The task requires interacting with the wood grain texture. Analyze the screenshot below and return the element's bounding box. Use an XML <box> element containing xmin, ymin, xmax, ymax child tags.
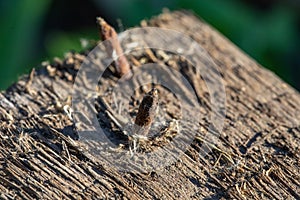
<box><xmin>0</xmin><ymin>11</ymin><xmax>299</xmax><ymax>199</ymax></box>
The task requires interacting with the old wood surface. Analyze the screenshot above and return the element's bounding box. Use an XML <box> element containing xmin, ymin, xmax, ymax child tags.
<box><xmin>0</xmin><ymin>11</ymin><xmax>299</xmax><ymax>199</ymax></box>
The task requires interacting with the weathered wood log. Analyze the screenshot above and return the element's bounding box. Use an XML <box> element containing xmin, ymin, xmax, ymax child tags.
<box><xmin>0</xmin><ymin>11</ymin><xmax>299</xmax><ymax>199</ymax></box>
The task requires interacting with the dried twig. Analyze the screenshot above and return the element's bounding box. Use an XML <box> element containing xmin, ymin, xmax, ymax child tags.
<box><xmin>134</xmin><ymin>88</ymin><xmax>159</xmax><ymax>137</ymax></box>
<box><xmin>96</xmin><ymin>17</ymin><xmax>131</xmax><ymax>79</ymax></box>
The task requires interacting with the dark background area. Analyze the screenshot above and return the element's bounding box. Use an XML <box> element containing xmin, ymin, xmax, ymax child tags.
<box><xmin>0</xmin><ymin>0</ymin><xmax>299</xmax><ymax>91</ymax></box>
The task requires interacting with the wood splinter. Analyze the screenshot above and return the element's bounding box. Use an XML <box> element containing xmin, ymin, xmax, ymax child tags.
<box><xmin>96</xmin><ymin>17</ymin><xmax>132</xmax><ymax>79</ymax></box>
<box><xmin>134</xmin><ymin>88</ymin><xmax>159</xmax><ymax>137</ymax></box>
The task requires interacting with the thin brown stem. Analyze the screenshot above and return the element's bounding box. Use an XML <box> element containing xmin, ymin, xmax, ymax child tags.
<box><xmin>96</xmin><ymin>17</ymin><xmax>131</xmax><ymax>78</ymax></box>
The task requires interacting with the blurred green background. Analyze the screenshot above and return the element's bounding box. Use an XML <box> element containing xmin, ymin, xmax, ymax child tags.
<box><xmin>0</xmin><ymin>0</ymin><xmax>299</xmax><ymax>90</ymax></box>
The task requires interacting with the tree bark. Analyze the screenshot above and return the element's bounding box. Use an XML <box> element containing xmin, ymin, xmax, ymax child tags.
<box><xmin>0</xmin><ymin>11</ymin><xmax>299</xmax><ymax>199</ymax></box>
